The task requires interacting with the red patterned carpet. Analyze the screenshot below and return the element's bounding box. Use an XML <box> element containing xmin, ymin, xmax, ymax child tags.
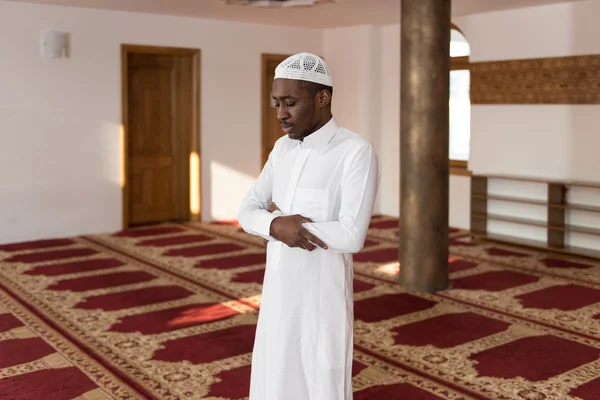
<box><xmin>1</xmin><ymin>215</ymin><xmax>600</xmax><ymax>399</ymax></box>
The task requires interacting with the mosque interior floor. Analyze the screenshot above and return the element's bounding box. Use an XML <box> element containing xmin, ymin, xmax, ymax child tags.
<box><xmin>1</xmin><ymin>215</ymin><xmax>600</xmax><ymax>399</ymax></box>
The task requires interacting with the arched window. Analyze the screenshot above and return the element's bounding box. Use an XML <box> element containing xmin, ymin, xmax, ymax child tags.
<box><xmin>449</xmin><ymin>24</ymin><xmax>470</xmax><ymax>172</ymax></box>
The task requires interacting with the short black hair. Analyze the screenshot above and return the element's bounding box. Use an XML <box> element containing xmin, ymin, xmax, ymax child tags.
<box><xmin>299</xmin><ymin>81</ymin><xmax>333</xmax><ymax>97</ymax></box>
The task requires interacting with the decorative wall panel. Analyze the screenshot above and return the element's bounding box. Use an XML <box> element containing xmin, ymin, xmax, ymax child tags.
<box><xmin>471</xmin><ymin>55</ymin><xmax>600</xmax><ymax>104</ymax></box>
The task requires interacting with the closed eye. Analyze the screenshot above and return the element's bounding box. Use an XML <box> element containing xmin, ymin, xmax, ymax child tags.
<box><xmin>272</xmin><ymin>102</ymin><xmax>296</xmax><ymax>108</ymax></box>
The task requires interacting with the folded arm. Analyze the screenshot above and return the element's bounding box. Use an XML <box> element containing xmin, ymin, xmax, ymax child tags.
<box><xmin>302</xmin><ymin>144</ymin><xmax>380</xmax><ymax>253</ymax></box>
<box><xmin>237</xmin><ymin>149</ymin><xmax>279</xmax><ymax>242</ymax></box>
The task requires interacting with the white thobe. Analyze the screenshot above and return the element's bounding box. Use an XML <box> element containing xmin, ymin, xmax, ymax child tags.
<box><xmin>237</xmin><ymin>117</ymin><xmax>380</xmax><ymax>400</ymax></box>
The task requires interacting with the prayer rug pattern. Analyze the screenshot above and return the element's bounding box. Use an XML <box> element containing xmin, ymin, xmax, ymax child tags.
<box><xmin>1</xmin><ymin>215</ymin><xmax>599</xmax><ymax>399</ymax></box>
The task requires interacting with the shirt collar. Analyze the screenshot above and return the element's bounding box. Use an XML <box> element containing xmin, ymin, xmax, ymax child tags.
<box><xmin>297</xmin><ymin>117</ymin><xmax>339</xmax><ymax>152</ymax></box>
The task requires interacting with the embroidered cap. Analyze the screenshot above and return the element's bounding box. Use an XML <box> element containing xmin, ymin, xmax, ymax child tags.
<box><xmin>274</xmin><ymin>53</ymin><xmax>333</xmax><ymax>87</ymax></box>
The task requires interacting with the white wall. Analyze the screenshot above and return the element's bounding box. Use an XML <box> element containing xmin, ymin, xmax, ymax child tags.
<box><xmin>0</xmin><ymin>1</ymin><xmax>322</xmax><ymax>244</ymax></box>
<box><xmin>378</xmin><ymin>25</ymin><xmax>401</xmax><ymax>217</ymax></box>
<box><xmin>449</xmin><ymin>175</ymin><xmax>471</xmax><ymax>230</ymax></box>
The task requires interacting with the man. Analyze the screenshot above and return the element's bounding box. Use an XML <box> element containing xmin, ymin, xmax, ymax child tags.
<box><xmin>237</xmin><ymin>52</ymin><xmax>380</xmax><ymax>400</ymax></box>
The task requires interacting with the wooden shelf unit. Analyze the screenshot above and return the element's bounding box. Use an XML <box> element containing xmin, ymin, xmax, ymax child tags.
<box><xmin>470</xmin><ymin>174</ymin><xmax>600</xmax><ymax>260</ymax></box>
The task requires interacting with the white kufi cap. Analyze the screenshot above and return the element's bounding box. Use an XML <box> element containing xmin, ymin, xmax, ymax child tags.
<box><xmin>274</xmin><ymin>53</ymin><xmax>333</xmax><ymax>87</ymax></box>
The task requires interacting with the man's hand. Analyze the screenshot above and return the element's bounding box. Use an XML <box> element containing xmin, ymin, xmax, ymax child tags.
<box><xmin>268</xmin><ymin>202</ymin><xmax>280</xmax><ymax>213</ymax></box>
<box><xmin>270</xmin><ymin>214</ymin><xmax>328</xmax><ymax>251</ymax></box>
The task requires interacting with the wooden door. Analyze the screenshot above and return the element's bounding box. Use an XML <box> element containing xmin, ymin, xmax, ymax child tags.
<box><xmin>122</xmin><ymin>46</ymin><xmax>200</xmax><ymax>227</ymax></box>
<box><xmin>261</xmin><ymin>54</ymin><xmax>290</xmax><ymax>167</ymax></box>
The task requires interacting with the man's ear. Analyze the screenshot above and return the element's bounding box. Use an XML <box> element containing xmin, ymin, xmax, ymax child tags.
<box><xmin>318</xmin><ymin>90</ymin><xmax>331</xmax><ymax>108</ymax></box>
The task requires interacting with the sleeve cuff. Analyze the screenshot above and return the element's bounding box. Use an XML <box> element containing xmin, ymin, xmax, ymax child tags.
<box><xmin>254</xmin><ymin>210</ymin><xmax>279</xmax><ymax>239</ymax></box>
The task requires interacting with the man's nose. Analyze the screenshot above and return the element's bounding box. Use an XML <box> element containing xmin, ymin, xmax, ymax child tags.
<box><xmin>276</xmin><ymin>106</ymin><xmax>290</xmax><ymax>121</ymax></box>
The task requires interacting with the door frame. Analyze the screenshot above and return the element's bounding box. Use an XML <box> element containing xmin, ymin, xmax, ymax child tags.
<box><xmin>261</xmin><ymin>53</ymin><xmax>290</xmax><ymax>168</ymax></box>
<box><xmin>121</xmin><ymin>44</ymin><xmax>201</xmax><ymax>229</ymax></box>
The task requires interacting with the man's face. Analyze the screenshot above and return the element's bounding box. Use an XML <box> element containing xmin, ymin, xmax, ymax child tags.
<box><xmin>271</xmin><ymin>78</ymin><xmax>318</xmax><ymax>141</ymax></box>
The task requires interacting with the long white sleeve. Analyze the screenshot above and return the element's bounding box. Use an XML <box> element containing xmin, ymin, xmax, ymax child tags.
<box><xmin>237</xmin><ymin>148</ymin><xmax>279</xmax><ymax>241</ymax></box>
<box><xmin>302</xmin><ymin>144</ymin><xmax>380</xmax><ymax>253</ymax></box>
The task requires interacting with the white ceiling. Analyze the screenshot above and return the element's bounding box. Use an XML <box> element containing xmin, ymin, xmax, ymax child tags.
<box><xmin>7</xmin><ymin>0</ymin><xmax>587</xmax><ymax>28</ymax></box>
